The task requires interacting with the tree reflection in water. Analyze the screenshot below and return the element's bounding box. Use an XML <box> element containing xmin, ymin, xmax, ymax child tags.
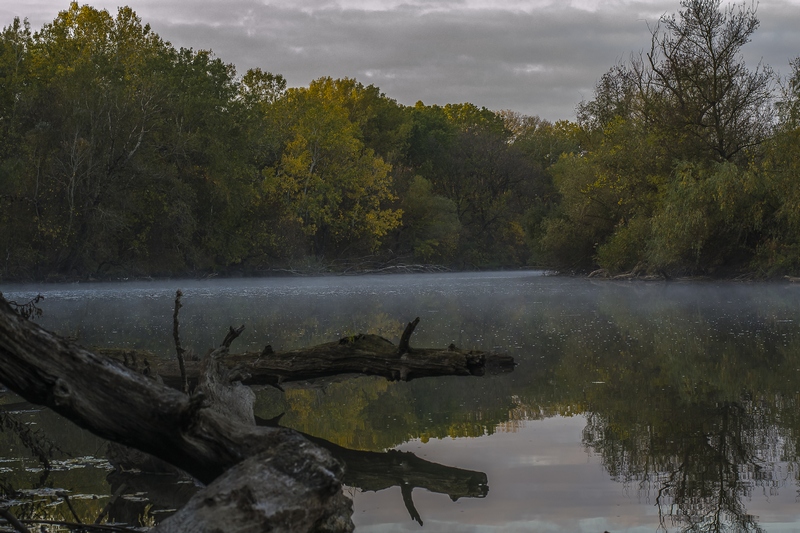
<box><xmin>6</xmin><ymin>276</ymin><xmax>800</xmax><ymax>530</ymax></box>
<box><xmin>584</xmin><ymin>399</ymin><xmax>792</xmax><ymax>532</ymax></box>
<box><xmin>572</xmin><ymin>314</ymin><xmax>800</xmax><ymax>532</ymax></box>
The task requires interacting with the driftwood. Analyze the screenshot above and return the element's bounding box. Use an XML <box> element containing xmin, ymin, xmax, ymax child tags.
<box><xmin>0</xmin><ymin>293</ymin><xmax>512</xmax><ymax>531</ymax></box>
<box><xmin>0</xmin><ymin>296</ymin><xmax>353</xmax><ymax>531</ymax></box>
<box><xmin>103</xmin><ymin>330</ymin><xmax>515</xmax><ymax>391</ymax></box>
<box><xmin>151</xmin><ymin>449</ymin><xmax>352</xmax><ymax>533</ymax></box>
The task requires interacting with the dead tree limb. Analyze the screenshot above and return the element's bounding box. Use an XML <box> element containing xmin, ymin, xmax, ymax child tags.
<box><xmin>221</xmin><ymin>325</ymin><xmax>246</xmax><ymax>348</ymax></box>
<box><xmin>102</xmin><ymin>333</ymin><xmax>515</xmax><ymax>389</ymax></box>
<box><xmin>398</xmin><ymin>316</ymin><xmax>420</xmax><ymax>355</ymax></box>
<box><xmin>172</xmin><ymin>290</ymin><xmax>188</xmax><ymax>394</ymax></box>
<box><xmin>0</xmin><ymin>508</ymin><xmax>30</xmax><ymax>533</ymax></box>
<box><xmin>198</xmin><ymin>341</ymin><xmax>255</xmax><ymax>426</ymax></box>
<box><xmin>0</xmin><ymin>296</ymin><xmax>353</xmax><ymax>531</ymax></box>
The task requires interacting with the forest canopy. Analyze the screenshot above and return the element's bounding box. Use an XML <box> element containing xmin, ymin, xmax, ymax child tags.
<box><xmin>1</xmin><ymin>0</ymin><xmax>799</xmax><ymax>280</ymax></box>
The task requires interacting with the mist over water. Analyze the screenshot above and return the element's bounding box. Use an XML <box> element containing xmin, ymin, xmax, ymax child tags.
<box><xmin>3</xmin><ymin>272</ymin><xmax>800</xmax><ymax>531</ymax></box>
<box><xmin>2</xmin><ymin>271</ymin><xmax>555</xmax><ymax>354</ymax></box>
<box><xmin>5</xmin><ymin>271</ymin><xmax>793</xmax><ymax>355</ymax></box>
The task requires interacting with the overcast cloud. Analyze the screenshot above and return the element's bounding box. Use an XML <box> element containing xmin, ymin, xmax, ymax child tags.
<box><xmin>3</xmin><ymin>0</ymin><xmax>800</xmax><ymax>120</ymax></box>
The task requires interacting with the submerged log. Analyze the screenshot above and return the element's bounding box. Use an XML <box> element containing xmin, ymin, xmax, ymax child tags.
<box><xmin>102</xmin><ymin>331</ymin><xmax>515</xmax><ymax>390</ymax></box>
<box><xmin>226</xmin><ymin>333</ymin><xmax>514</xmax><ymax>385</ymax></box>
<box><xmin>0</xmin><ymin>296</ymin><xmax>353</xmax><ymax>531</ymax></box>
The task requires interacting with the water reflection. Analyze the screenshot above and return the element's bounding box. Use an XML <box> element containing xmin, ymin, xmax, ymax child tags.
<box><xmin>268</xmin><ymin>423</ymin><xmax>489</xmax><ymax>526</ymax></box>
<box><xmin>3</xmin><ymin>274</ymin><xmax>800</xmax><ymax>531</ymax></box>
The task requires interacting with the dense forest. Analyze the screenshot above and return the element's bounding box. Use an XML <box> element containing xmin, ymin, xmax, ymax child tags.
<box><xmin>0</xmin><ymin>0</ymin><xmax>799</xmax><ymax>281</ymax></box>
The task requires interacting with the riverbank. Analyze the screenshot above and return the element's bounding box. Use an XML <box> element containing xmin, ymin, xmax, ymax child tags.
<box><xmin>0</xmin><ymin>260</ymin><xmax>551</xmax><ymax>285</ymax></box>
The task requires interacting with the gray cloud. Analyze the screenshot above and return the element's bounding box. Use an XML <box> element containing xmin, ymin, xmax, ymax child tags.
<box><xmin>2</xmin><ymin>0</ymin><xmax>799</xmax><ymax>120</ymax></box>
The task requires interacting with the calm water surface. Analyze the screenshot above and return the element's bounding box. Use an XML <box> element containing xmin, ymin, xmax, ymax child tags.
<box><xmin>3</xmin><ymin>272</ymin><xmax>800</xmax><ymax>532</ymax></box>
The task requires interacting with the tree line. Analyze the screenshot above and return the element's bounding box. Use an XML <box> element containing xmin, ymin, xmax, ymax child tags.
<box><xmin>537</xmin><ymin>0</ymin><xmax>800</xmax><ymax>277</ymax></box>
<box><xmin>1</xmin><ymin>0</ymin><xmax>798</xmax><ymax>281</ymax></box>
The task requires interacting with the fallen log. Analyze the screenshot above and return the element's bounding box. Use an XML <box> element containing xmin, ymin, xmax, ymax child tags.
<box><xmin>0</xmin><ymin>294</ymin><xmax>508</xmax><ymax>532</ymax></box>
<box><xmin>206</xmin><ymin>333</ymin><xmax>514</xmax><ymax>386</ymax></box>
<box><xmin>101</xmin><ymin>330</ymin><xmax>516</xmax><ymax>390</ymax></box>
<box><xmin>0</xmin><ymin>296</ymin><xmax>353</xmax><ymax>531</ymax></box>
<box><xmin>152</xmin><ymin>449</ymin><xmax>353</xmax><ymax>533</ymax></box>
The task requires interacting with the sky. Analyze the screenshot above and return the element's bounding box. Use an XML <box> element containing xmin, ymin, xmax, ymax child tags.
<box><xmin>3</xmin><ymin>0</ymin><xmax>800</xmax><ymax>121</ymax></box>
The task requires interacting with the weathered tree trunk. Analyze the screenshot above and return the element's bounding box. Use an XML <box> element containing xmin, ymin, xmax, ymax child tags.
<box><xmin>151</xmin><ymin>449</ymin><xmax>352</xmax><ymax>533</ymax></box>
<box><xmin>0</xmin><ymin>297</ymin><xmax>353</xmax><ymax>531</ymax></box>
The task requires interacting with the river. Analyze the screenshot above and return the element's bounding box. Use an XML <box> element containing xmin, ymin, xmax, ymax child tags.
<box><xmin>2</xmin><ymin>271</ymin><xmax>800</xmax><ymax>532</ymax></box>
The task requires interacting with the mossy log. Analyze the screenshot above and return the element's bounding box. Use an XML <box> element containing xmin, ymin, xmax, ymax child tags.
<box><xmin>103</xmin><ymin>330</ymin><xmax>516</xmax><ymax>390</ymax></box>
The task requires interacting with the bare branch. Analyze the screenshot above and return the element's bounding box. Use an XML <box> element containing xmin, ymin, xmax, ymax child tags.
<box><xmin>398</xmin><ymin>317</ymin><xmax>420</xmax><ymax>355</ymax></box>
<box><xmin>172</xmin><ymin>290</ymin><xmax>188</xmax><ymax>394</ymax></box>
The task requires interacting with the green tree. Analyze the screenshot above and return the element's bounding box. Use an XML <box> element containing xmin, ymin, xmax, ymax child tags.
<box><xmin>639</xmin><ymin>0</ymin><xmax>774</xmax><ymax>164</ymax></box>
<box><xmin>777</xmin><ymin>57</ymin><xmax>800</xmax><ymax>128</ymax></box>
<box><xmin>402</xmin><ymin>102</ymin><xmax>546</xmax><ymax>266</ymax></box>
<box><xmin>6</xmin><ymin>3</ymin><xmax>173</xmax><ymax>276</ymax></box>
<box><xmin>303</xmin><ymin>77</ymin><xmax>411</xmax><ymax>165</ymax></box>
<box><xmin>0</xmin><ymin>17</ymin><xmax>33</xmax><ymax>276</ymax></box>
<box><xmin>534</xmin><ymin>0</ymin><xmax>781</xmax><ymax>275</ymax></box>
<box><xmin>397</xmin><ymin>176</ymin><xmax>460</xmax><ymax>263</ymax></box>
<box><xmin>0</xmin><ymin>3</ymin><xmax>272</xmax><ymax>278</ymax></box>
<box><xmin>749</xmin><ymin>59</ymin><xmax>800</xmax><ymax>275</ymax></box>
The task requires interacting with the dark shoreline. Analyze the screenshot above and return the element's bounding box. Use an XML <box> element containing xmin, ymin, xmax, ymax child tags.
<box><xmin>0</xmin><ymin>264</ymin><xmax>556</xmax><ymax>287</ymax></box>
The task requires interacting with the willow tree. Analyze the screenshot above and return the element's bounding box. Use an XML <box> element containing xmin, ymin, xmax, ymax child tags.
<box><xmin>538</xmin><ymin>0</ymin><xmax>779</xmax><ymax>274</ymax></box>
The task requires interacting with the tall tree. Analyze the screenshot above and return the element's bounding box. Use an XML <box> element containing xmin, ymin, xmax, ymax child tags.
<box><xmin>264</xmin><ymin>82</ymin><xmax>401</xmax><ymax>258</ymax></box>
<box><xmin>403</xmin><ymin>103</ymin><xmax>546</xmax><ymax>266</ymax></box>
<box><xmin>638</xmin><ymin>0</ymin><xmax>774</xmax><ymax>163</ymax></box>
<box><xmin>535</xmin><ymin>0</ymin><xmax>781</xmax><ymax>274</ymax></box>
<box><xmin>6</xmin><ymin>3</ymin><xmax>172</xmax><ymax>276</ymax></box>
<box><xmin>0</xmin><ymin>18</ymin><xmax>33</xmax><ymax>277</ymax></box>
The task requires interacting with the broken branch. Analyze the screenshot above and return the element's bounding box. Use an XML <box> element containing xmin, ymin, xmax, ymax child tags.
<box><xmin>398</xmin><ymin>317</ymin><xmax>420</xmax><ymax>355</ymax></box>
<box><xmin>221</xmin><ymin>325</ymin><xmax>245</xmax><ymax>348</ymax></box>
<box><xmin>172</xmin><ymin>290</ymin><xmax>188</xmax><ymax>394</ymax></box>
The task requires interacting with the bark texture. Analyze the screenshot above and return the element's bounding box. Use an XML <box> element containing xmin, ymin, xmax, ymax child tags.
<box><xmin>153</xmin><ymin>449</ymin><xmax>353</xmax><ymax>533</ymax></box>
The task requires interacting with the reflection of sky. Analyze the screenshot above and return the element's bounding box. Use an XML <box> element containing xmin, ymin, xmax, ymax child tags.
<box><xmin>353</xmin><ymin>416</ymin><xmax>800</xmax><ymax>532</ymax></box>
